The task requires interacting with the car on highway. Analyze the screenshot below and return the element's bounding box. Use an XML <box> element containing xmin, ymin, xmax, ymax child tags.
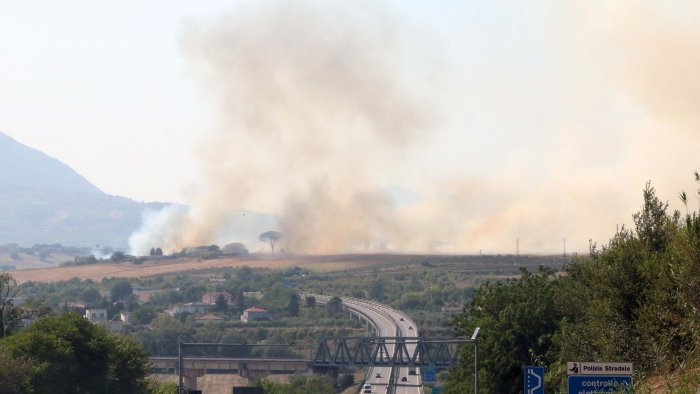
<box><xmin>408</xmin><ymin>325</ymin><xmax>413</xmax><ymax>330</ymax></box>
<box><xmin>375</xmin><ymin>372</ymin><xmax>382</xmax><ymax>378</ymax></box>
<box><xmin>363</xmin><ymin>383</ymin><xmax>372</xmax><ymax>389</ymax></box>
<box><xmin>400</xmin><ymin>317</ymin><xmax>404</xmax><ymax>321</ymax></box>
<box><xmin>401</xmin><ymin>376</ymin><xmax>408</xmax><ymax>382</ymax></box>
<box><xmin>363</xmin><ymin>389</ymin><xmax>372</xmax><ymax>394</ymax></box>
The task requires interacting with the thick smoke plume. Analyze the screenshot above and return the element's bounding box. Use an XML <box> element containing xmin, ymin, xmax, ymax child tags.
<box><xmin>130</xmin><ymin>1</ymin><xmax>700</xmax><ymax>255</ymax></box>
<box><xmin>131</xmin><ymin>1</ymin><xmax>434</xmax><ymax>254</ymax></box>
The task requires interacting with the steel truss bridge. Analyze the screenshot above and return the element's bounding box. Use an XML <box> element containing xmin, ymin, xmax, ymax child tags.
<box><xmin>312</xmin><ymin>336</ymin><xmax>471</xmax><ymax>368</ymax></box>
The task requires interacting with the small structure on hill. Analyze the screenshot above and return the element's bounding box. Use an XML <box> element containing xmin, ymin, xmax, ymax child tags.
<box><xmin>202</xmin><ymin>291</ymin><xmax>233</xmax><ymax>305</ymax></box>
<box><xmin>240</xmin><ymin>306</ymin><xmax>270</xmax><ymax>322</ymax></box>
<box><xmin>84</xmin><ymin>308</ymin><xmax>107</xmax><ymax>324</ymax></box>
<box><xmin>242</xmin><ymin>291</ymin><xmax>264</xmax><ymax>300</ymax></box>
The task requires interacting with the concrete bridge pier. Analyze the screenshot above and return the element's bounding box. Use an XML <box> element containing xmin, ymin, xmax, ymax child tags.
<box><xmin>183</xmin><ymin>369</ymin><xmax>203</xmax><ymax>391</ymax></box>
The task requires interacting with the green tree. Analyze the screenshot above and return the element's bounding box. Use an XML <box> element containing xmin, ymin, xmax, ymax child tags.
<box><xmin>0</xmin><ymin>351</ymin><xmax>32</xmax><ymax>393</ymax></box>
<box><xmin>368</xmin><ymin>280</ymin><xmax>386</xmax><ymax>301</ymax></box>
<box><xmin>287</xmin><ymin>293</ymin><xmax>300</xmax><ymax>317</ymax></box>
<box><xmin>0</xmin><ymin>313</ymin><xmax>150</xmax><ymax>393</ymax></box>
<box><xmin>213</xmin><ymin>294</ymin><xmax>228</xmax><ymax>312</ymax></box>
<box><xmin>0</xmin><ymin>273</ymin><xmax>21</xmax><ymax>338</ymax></box>
<box><xmin>259</xmin><ymin>231</ymin><xmax>283</xmax><ymax>254</ymax></box>
<box><xmin>129</xmin><ymin>304</ymin><xmax>157</xmax><ymax>325</ymax></box>
<box><xmin>81</xmin><ymin>287</ymin><xmax>102</xmax><ymax>306</ymax></box>
<box><xmin>235</xmin><ymin>291</ymin><xmax>247</xmax><ymax>313</ymax></box>
<box><xmin>550</xmin><ymin>183</ymin><xmax>700</xmax><ymax>389</ymax></box>
<box><xmin>135</xmin><ymin>315</ymin><xmax>194</xmax><ymax>356</ymax></box>
<box><xmin>305</xmin><ymin>295</ymin><xmax>316</xmax><ymax>309</ymax></box>
<box><xmin>0</xmin><ymin>273</ymin><xmax>48</xmax><ymax>338</ymax></box>
<box><xmin>326</xmin><ymin>296</ymin><xmax>342</xmax><ymax>316</ymax></box>
<box><xmin>110</xmin><ymin>280</ymin><xmax>133</xmax><ymax>301</ymax></box>
<box><xmin>448</xmin><ymin>267</ymin><xmax>563</xmax><ymax>393</ymax></box>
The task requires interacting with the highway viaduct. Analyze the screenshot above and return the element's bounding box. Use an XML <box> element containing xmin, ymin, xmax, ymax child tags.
<box><xmin>151</xmin><ymin>295</ymin><xmax>470</xmax><ymax>392</ymax></box>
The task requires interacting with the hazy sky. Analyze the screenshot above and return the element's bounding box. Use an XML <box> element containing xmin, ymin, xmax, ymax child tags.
<box><xmin>2</xmin><ymin>1</ymin><xmax>700</xmax><ymax>254</ymax></box>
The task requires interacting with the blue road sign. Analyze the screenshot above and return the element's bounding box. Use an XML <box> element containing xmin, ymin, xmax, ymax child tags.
<box><xmin>524</xmin><ymin>366</ymin><xmax>545</xmax><ymax>394</ymax></box>
<box><xmin>567</xmin><ymin>375</ymin><xmax>633</xmax><ymax>393</ymax></box>
<box><xmin>423</xmin><ymin>367</ymin><xmax>436</xmax><ymax>383</ymax></box>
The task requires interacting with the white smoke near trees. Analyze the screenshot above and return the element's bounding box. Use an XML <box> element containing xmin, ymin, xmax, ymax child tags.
<box><xmin>130</xmin><ymin>1</ymin><xmax>436</xmax><ymax>255</ymax></box>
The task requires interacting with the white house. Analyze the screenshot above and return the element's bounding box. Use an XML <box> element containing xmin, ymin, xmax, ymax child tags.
<box><xmin>84</xmin><ymin>308</ymin><xmax>108</xmax><ymax>324</ymax></box>
<box><xmin>165</xmin><ymin>302</ymin><xmax>209</xmax><ymax>317</ymax></box>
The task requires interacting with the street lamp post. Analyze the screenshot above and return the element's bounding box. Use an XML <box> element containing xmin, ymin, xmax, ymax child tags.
<box><xmin>471</xmin><ymin>327</ymin><xmax>481</xmax><ymax>394</ymax></box>
<box><xmin>178</xmin><ymin>341</ymin><xmax>183</xmax><ymax>393</ymax></box>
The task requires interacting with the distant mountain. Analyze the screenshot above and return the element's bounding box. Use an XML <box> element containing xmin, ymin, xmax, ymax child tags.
<box><xmin>0</xmin><ymin>131</ymin><xmax>165</xmax><ymax>248</ymax></box>
<box><xmin>0</xmin><ymin>131</ymin><xmax>278</xmax><ymax>253</ymax></box>
<box><xmin>0</xmin><ymin>132</ymin><xmax>101</xmax><ymax>194</ymax></box>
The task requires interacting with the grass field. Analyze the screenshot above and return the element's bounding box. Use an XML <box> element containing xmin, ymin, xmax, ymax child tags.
<box><xmin>11</xmin><ymin>253</ymin><xmax>563</xmax><ymax>283</ymax></box>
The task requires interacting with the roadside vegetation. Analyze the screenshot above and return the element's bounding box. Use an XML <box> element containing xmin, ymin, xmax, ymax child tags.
<box><xmin>447</xmin><ymin>182</ymin><xmax>700</xmax><ymax>393</ymax></box>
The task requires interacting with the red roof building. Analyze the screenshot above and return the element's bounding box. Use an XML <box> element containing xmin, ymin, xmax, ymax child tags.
<box><xmin>241</xmin><ymin>306</ymin><xmax>270</xmax><ymax>322</ymax></box>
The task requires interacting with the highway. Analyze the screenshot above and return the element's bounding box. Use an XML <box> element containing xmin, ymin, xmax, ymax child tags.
<box><xmin>392</xmin><ymin>307</ymin><xmax>421</xmax><ymax>394</ymax></box>
<box><xmin>308</xmin><ymin>294</ymin><xmax>421</xmax><ymax>394</ymax></box>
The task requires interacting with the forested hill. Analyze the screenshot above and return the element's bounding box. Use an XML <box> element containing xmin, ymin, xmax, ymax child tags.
<box><xmin>447</xmin><ymin>182</ymin><xmax>700</xmax><ymax>393</ymax></box>
<box><xmin>0</xmin><ymin>131</ymin><xmax>165</xmax><ymax>248</ymax></box>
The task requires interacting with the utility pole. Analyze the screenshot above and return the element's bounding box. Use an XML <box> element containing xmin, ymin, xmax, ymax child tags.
<box><xmin>563</xmin><ymin>237</ymin><xmax>567</xmax><ymax>257</ymax></box>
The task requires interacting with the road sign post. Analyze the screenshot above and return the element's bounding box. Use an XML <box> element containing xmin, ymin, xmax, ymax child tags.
<box><xmin>523</xmin><ymin>366</ymin><xmax>544</xmax><ymax>394</ymax></box>
<box><xmin>423</xmin><ymin>367</ymin><xmax>436</xmax><ymax>383</ymax></box>
<box><xmin>567</xmin><ymin>361</ymin><xmax>633</xmax><ymax>394</ymax></box>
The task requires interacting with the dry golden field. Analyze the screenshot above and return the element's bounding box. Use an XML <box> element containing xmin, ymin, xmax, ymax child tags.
<box><xmin>11</xmin><ymin>254</ymin><xmax>423</xmax><ymax>283</ymax></box>
<box><xmin>0</xmin><ymin>251</ymin><xmax>73</xmax><ymax>270</ymax></box>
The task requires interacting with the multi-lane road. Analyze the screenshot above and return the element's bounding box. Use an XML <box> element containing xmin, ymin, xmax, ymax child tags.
<box><xmin>309</xmin><ymin>295</ymin><xmax>421</xmax><ymax>394</ymax></box>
